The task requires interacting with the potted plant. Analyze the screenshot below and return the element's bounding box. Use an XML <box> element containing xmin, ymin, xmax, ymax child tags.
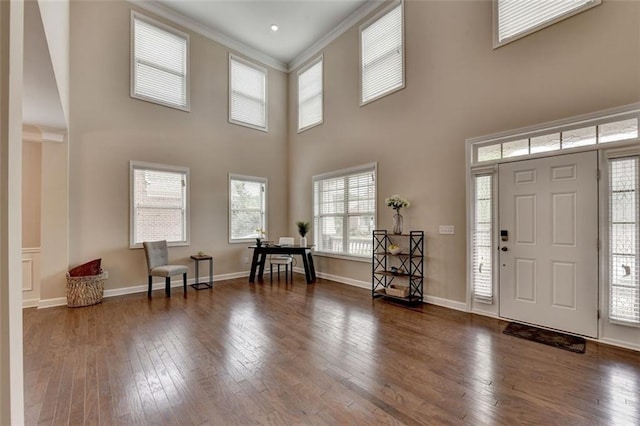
<box><xmin>296</xmin><ymin>221</ymin><xmax>310</xmax><ymax>247</ymax></box>
<box><xmin>385</xmin><ymin>194</ymin><xmax>410</xmax><ymax>234</ymax></box>
<box><xmin>255</xmin><ymin>228</ymin><xmax>266</xmax><ymax>246</ymax></box>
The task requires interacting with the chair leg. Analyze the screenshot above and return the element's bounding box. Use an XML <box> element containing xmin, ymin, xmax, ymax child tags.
<box><xmin>165</xmin><ymin>277</ymin><xmax>171</xmax><ymax>297</ymax></box>
<box><xmin>183</xmin><ymin>273</ymin><xmax>187</xmax><ymax>296</ymax></box>
<box><xmin>148</xmin><ymin>275</ymin><xmax>153</xmax><ymax>298</ymax></box>
<box><xmin>285</xmin><ymin>265</ymin><xmax>289</xmax><ymax>282</ymax></box>
<box><xmin>270</xmin><ymin>263</ymin><xmax>273</xmax><ymax>282</ymax></box>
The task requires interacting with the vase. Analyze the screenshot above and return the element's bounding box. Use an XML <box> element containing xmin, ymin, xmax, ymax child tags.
<box><xmin>300</xmin><ymin>236</ymin><xmax>307</xmax><ymax>247</ymax></box>
<box><xmin>392</xmin><ymin>211</ymin><xmax>403</xmax><ymax>235</ymax></box>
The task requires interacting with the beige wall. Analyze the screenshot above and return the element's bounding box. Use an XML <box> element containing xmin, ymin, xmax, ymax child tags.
<box><xmin>68</xmin><ymin>1</ymin><xmax>289</xmax><ymax>294</ymax></box>
<box><xmin>22</xmin><ymin>141</ymin><xmax>41</xmax><ymax>248</ymax></box>
<box><xmin>288</xmin><ymin>0</ymin><xmax>640</xmax><ymax>302</ymax></box>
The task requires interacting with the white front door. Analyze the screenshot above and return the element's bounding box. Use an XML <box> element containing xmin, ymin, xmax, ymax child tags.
<box><xmin>499</xmin><ymin>151</ymin><xmax>599</xmax><ymax>337</ymax></box>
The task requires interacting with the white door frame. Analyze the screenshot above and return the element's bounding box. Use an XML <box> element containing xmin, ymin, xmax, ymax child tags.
<box><xmin>465</xmin><ymin>103</ymin><xmax>640</xmax><ymax>351</ymax></box>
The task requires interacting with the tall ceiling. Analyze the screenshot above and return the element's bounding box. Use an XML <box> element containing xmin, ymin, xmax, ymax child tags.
<box><xmin>147</xmin><ymin>0</ymin><xmax>383</xmax><ymax>69</ymax></box>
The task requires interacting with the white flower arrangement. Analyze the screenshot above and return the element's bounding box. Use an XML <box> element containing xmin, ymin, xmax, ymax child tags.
<box><xmin>385</xmin><ymin>194</ymin><xmax>410</xmax><ymax>211</ymax></box>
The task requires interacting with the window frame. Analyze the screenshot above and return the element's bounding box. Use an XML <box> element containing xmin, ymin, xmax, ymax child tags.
<box><xmin>228</xmin><ymin>174</ymin><xmax>268</xmax><ymax>244</ymax></box>
<box><xmin>129</xmin><ymin>160</ymin><xmax>190</xmax><ymax>249</ymax></box>
<box><xmin>312</xmin><ymin>163</ymin><xmax>377</xmax><ymax>260</ymax></box>
<box><xmin>493</xmin><ymin>0</ymin><xmax>601</xmax><ymax>48</ymax></box>
<box><xmin>359</xmin><ymin>0</ymin><xmax>405</xmax><ymax>106</ymax></box>
<box><xmin>603</xmin><ymin>148</ymin><xmax>640</xmax><ymax>328</ymax></box>
<box><xmin>130</xmin><ymin>11</ymin><xmax>190</xmax><ymax>112</ymax></box>
<box><xmin>228</xmin><ymin>54</ymin><xmax>268</xmax><ymax>132</ymax></box>
<box><xmin>297</xmin><ymin>55</ymin><xmax>324</xmax><ymax>133</ymax></box>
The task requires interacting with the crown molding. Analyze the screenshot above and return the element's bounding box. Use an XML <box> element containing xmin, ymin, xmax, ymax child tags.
<box><xmin>288</xmin><ymin>0</ymin><xmax>386</xmax><ymax>72</ymax></box>
<box><xmin>128</xmin><ymin>0</ymin><xmax>288</xmax><ymax>72</ymax></box>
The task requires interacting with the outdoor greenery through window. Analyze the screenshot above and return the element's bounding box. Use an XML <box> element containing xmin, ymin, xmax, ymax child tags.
<box><xmin>130</xmin><ymin>161</ymin><xmax>189</xmax><ymax>248</ymax></box>
<box><xmin>131</xmin><ymin>12</ymin><xmax>189</xmax><ymax>111</ymax></box>
<box><xmin>313</xmin><ymin>164</ymin><xmax>376</xmax><ymax>258</ymax></box>
<box><xmin>229</xmin><ymin>175</ymin><xmax>267</xmax><ymax>242</ymax></box>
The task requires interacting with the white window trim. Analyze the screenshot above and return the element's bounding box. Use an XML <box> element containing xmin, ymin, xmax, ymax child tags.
<box><xmin>297</xmin><ymin>55</ymin><xmax>324</xmax><ymax>133</ymax></box>
<box><xmin>312</xmin><ymin>162</ymin><xmax>377</xmax><ymax>260</ymax></box>
<box><xmin>601</xmin><ymin>147</ymin><xmax>640</xmax><ymax>328</ymax></box>
<box><xmin>130</xmin><ymin>11</ymin><xmax>190</xmax><ymax>112</ymax></box>
<box><xmin>493</xmin><ymin>0</ymin><xmax>602</xmax><ymax>48</ymax></box>
<box><xmin>129</xmin><ymin>160</ymin><xmax>190</xmax><ymax>249</ymax></box>
<box><xmin>359</xmin><ymin>0</ymin><xmax>405</xmax><ymax>107</ymax></box>
<box><xmin>228</xmin><ymin>174</ymin><xmax>268</xmax><ymax>244</ymax></box>
<box><xmin>228</xmin><ymin>54</ymin><xmax>268</xmax><ymax>132</ymax></box>
<box><xmin>466</xmin><ymin>102</ymin><xmax>640</xmax><ymax>326</ymax></box>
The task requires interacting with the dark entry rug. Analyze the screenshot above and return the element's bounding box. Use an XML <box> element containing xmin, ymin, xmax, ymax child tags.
<box><xmin>503</xmin><ymin>322</ymin><xmax>586</xmax><ymax>354</ymax></box>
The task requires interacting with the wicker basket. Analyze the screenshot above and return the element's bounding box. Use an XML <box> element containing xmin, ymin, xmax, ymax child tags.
<box><xmin>386</xmin><ymin>284</ymin><xmax>409</xmax><ymax>298</ymax></box>
<box><xmin>66</xmin><ymin>270</ymin><xmax>107</xmax><ymax>307</ymax></box>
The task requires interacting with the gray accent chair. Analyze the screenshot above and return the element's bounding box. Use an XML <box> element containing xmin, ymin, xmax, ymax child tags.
<box><xmin>143</xmin><ymin>240</ymin><xmax>188</xmax><ymax>297</ymax></box>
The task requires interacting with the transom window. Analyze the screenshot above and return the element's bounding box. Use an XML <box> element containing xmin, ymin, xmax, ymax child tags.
<box><xmin>473</xmin><ymin>114</ymin><xmax>639</xmax><ymax>164</ymax></box>
<box><xmin>360</xmin><ymin>1</ymin><xmax>404</xmax><ymax>105</ymax></box>
<box><xmin>298</xmin><ymin>56</ymin><xmax>323</xmax><ymax>132</ymax></box>
<box><xmin>495</xmin><ymin>0</ymin><xmax>601</xmax><ymax>47</ymax></box>
<box><xmin>229</xmin><ymin>174</ymin><xmax>267</xmax><ymax>243</ymax></box>
<box><xmin>130</xmin><ymin>161</ymin><xmax>189</xmax><ymax>248</ymax></box>
<box><xmin>313</xmin><ymin>164</ymin><xmax>376</xmax><ymax>258</ymax></box>
<box><xmin>229</xmin><ymin>55</ymin><xmax>268</xmax><ymax>131</ymax></box>
<box><xmin>131</xmin><ymin>12</ymin><xmax>189</xmax><ymax>111</ymax></box>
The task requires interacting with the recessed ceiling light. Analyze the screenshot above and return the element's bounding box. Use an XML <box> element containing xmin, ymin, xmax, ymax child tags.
<box><xmin>270</xmin><ymin>24</ymin><xmax>278</xmax><ymax>32</ymax></box>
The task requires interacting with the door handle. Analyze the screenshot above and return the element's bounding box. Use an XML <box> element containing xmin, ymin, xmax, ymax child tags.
<box><xmin>501</xmin><ymin>247</ymin><xmax>508</xmax><ymax>252</ymax></box>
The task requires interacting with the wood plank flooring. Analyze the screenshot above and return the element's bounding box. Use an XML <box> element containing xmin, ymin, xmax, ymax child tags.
<box><xmin>23</xmin><ymin>275</ymin><xmax>640</xmax><ymax>425</ymax></box>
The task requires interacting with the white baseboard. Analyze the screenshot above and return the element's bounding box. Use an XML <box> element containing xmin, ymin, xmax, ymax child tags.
<box><xmin>598</xmin><ymin>337</ymin><xmax>640</xmax><ymax>352</ymax></box>
<box><xmin>424</xmin><ymin>295</ymin><xmax>468</xmax><ymax>312</ymax></box>
<box><xmin>300</xmin><ymin>267</ymin><xmax>469</xmax><ymax>312</ymax></box>
<box><xmin>22</xmin><ymin>298</ymin><xmax>40</xmax><ymax>309</ymax></box>
<box><xmin>35</xmin><ymin>271</ymin><xmax>250</xmax><ymax>309</ymax></box>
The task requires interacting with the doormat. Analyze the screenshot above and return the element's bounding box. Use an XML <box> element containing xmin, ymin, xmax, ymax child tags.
<box><xmin>503</xmin><ymin>322</ymin><xmax>586</xmax><ymax>354</ymax></box>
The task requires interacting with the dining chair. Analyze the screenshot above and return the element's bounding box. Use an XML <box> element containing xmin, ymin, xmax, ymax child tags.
<box><xmin>270</xmin><ymin>237</ymin><xmax>294</xmax><ymax>282</ymax></box>
<box><xmin>143</xmin><ymin>240</ymin><xmax>188</xmax><ymax>297</ymax></box>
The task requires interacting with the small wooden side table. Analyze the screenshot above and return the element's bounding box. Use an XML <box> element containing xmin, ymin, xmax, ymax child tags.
<box><xmin>190</xmin><ymin>255</ymin><xmax>213</xmax><ymax>290</ymax></box>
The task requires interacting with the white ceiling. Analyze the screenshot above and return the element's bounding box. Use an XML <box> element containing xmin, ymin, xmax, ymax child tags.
<box><xmin>146</xmin><ymin>0</ymin><xmax>384</xmax><ymax>69</ymax></box>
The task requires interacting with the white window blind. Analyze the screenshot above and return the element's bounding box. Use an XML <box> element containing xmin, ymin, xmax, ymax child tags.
<box><xmin>298</xmin><ymin>57</ymin><xmax>323</xmax><ymax>132</ymax></box>
<box><xmin>229</xmin><ymin>175</ymin><xmax>267</xmax><ymax>242</ymax></box>
<box><xmin>130</xmin><ymin>162</ymin><xmax>189</xmax><ymax>247</ymax></box>
<box><xmin>131</xmin><ymin>13</ymin><xmax>189</xmax><ymax>110</ymax></box>
<box><xmin>229</xmin><ymin>55</ymin><xmax>267</xmax><ymax>131</ymax></box>
<box><xmin>608</xmin><ymin>157</ymin><xmax>640</xmax><ymax>324</ymax></box>
<box><xmin>313</xmin><ymin>164</ymin><xmax>376</xmax><ymax>257</ymax></box>
<box><xmin>360</xmin><ymin>3</ymin><xmax>404</xmax><ymax>105</ymax></box>
<box><xmin>472</xmin><ymin>174</ymin><xmax>494</xmax><ymax>303</ymax></box>
<box><xmin>496</xmin><ymin>0</ymin><xmax>600</xmax><ymax>45</ymax></box>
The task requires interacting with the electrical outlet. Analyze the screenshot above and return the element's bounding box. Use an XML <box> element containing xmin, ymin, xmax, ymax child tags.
<box><xmin>439</xmin><ymin>225</ymin><xmax>455</xmax><ymax>235</ymax></box>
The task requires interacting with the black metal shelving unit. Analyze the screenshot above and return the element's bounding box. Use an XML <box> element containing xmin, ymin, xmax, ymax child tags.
<box><xmin>372</xmin><ymin>230</ymin><xmax>424</xmax><ymax>304</ymax></box>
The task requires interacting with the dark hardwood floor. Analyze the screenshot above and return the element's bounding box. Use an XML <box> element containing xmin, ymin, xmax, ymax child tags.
<box><xmin>23</xmin><ymin>275</ymin><xmax>640</xmax><ymax>425</ymax></box>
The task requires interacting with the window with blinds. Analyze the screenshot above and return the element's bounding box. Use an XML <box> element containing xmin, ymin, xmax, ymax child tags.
<box><xmin>298</xmin><ymin>56</ymin><xmax>323</xmax><ymax>132</ymax></box>
<box><xmin>360</xmin><ymin>2</ymin><xmax>404</xmax><ymax>105</ymax></box>
<box><xmin>472</xmin><ymin>174</ymin><xmax>494</xmax><ymax>303</ymax></box>
<box><xmin>229</xmin><ymin>175</ymin><xmax>267</xmax><ymax>242</ymax></box>
<box><xmin>131</xmin><ymin>12</ymin><xmax>189</xmax><ymax>111</ymax></box>
<box><xmin>313</xmin><ymin>164</ymin><xmax>376</xmax><ymax>258</ymax></box>
<box><xmin>495</xmin><ymin>0</ymin><xmax>600</xmax><ymax>46</ymax></box>
<box><xmin>130</xmin><ymin>161</ymin><xmax>189</xmax><ymax>248</ymax></box>
<box><xmin>229</xmin><ymin>55</ymin><xmax>267</xmax><ymax>131</ymax></box>
<box><xmin>608</xmin><ymin>157</ymin><xmax>640</xmax><ymax>325</ymax></box>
